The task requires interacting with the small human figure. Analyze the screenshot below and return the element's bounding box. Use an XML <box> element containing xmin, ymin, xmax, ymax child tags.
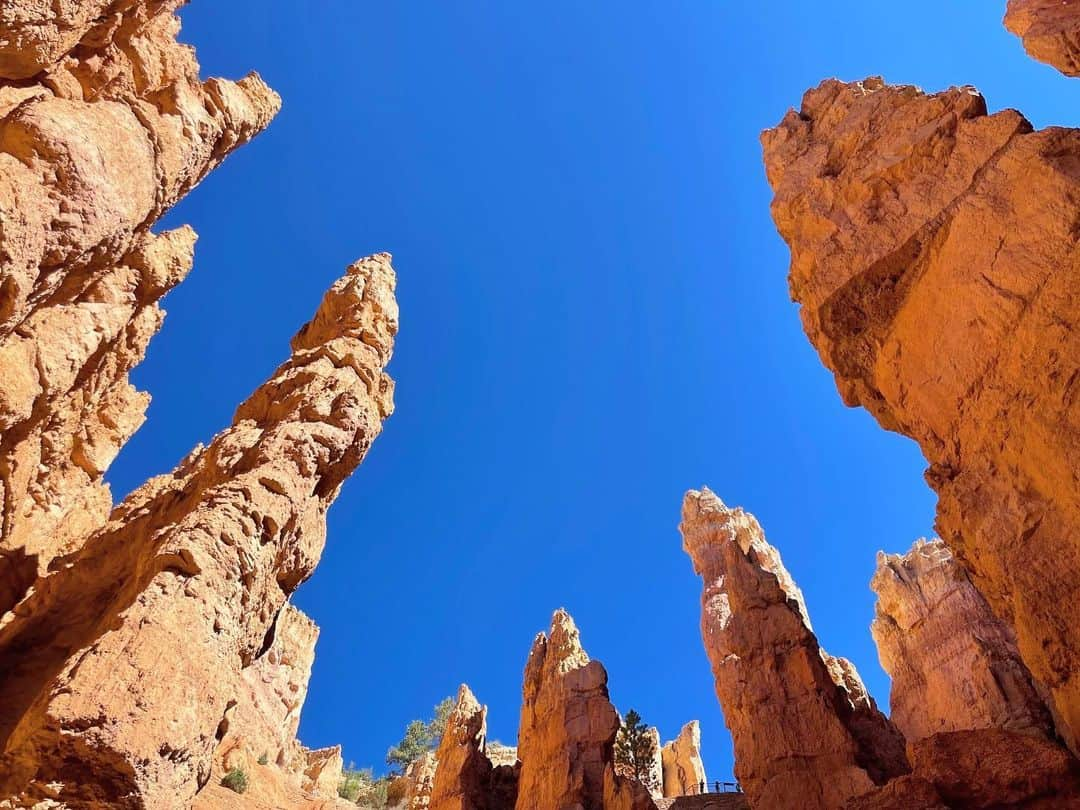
<box><xmin>715</xmin><ymin>781</ymin><xmax>721</xmax><ymax>793</ymax></box>
<box><xmin>699</xmin><ymin>781</ymin><xmax>706</xmax><ymax>795</ymax></box>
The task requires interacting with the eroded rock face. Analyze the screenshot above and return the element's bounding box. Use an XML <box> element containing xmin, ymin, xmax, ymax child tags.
<box><xmin>0</xmin><ymin>5</ymin><xmax>400</xmax><ymax>806</ymax></box>
<box><xmin>0</xmin><ymin>0</ymin><xmax>278</xmax><ymax>603</ymax></box>
<box><xmin>762</xmin><ymin>76</ymin><xmax>1080</xmax><ymax>750</ymax></box>
<box><xmin>429</xmin><ymin>684</ymin><xmax>495</xmax><ymax>810</ymax></box>
<box><xmin>405</xmin><ymin>751</ymin><xmax>440</xmax><ymax>810</ymax></box>
<box><xmin>872</xmin><ymin>538</ymin><xmax>1053</xmax><ymax>742</ymax></box>
<box><xmin>661</xmin><ymin>721</ymin><xmax>706</xmax><ymax>798</ymax></box>
<box><xmin>847</xmin><ymin>729</ymin><xmax>1080</xmax><ymax>809</ymax></box>
<box><xmin>515</xmin><ymin>609</ymin><xmax>656</xmax><ymax>810</ymax></box>
<box><xmin>0</xmin><ymin>254</ymin><xmax>398</xmax><ymax>806</ymax></box>
<box><xmin>680</xmin><ymin>488</ymin><xmax>908</xmax><ymax>810</ymax></box>
<box><xmin>1005</xmin><ymin>0</ymin><xmax>1080</xmax><ymax>76</ymax></box>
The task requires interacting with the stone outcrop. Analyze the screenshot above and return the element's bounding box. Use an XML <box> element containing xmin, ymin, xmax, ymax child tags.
<box><xmin>515</xmin><ymin>609</ymin><xmax>655</xmax><ymax>810</ymax></box>
<box><xmin>0</xmin><ymin>2</ymin><xmax>399</xmax><ymax>806</ymax></box>
<box><xmin>847</xmin><ymin>729</ymin><xmax>1080</xmax><ymax>809</ymax></box>
<box><xmin>0</xmin><ymin>252</ymin><xmax>397</xmax><ymax>806</ymax></box>
<box><xmin>1005</xmin><ymin>0</ymin><xmax>1080</xmax><ymax>76</ymax></box>
<box><xmin>872</xmin><ymin>538</ymin><xmax>1053</xmax><ymax>742</ymax></box>
<box><xmin>404</xmin><ymin>751</ymin><xmax>439</xmax><ymax>810</ymax></box>
<box><xmin>680</xmin><ymin>488</ymin><xmax>908</xmax><ymax>809</ymax></box>
<box><xmin>429</xmin><ymin>684</ymin><xmax>507</xmax><ymax>810</ymax></box>
<box><xmin>661</xmin><ymin>721</ymin><xmax>706</xmax><ymax>798</ymax></box>
<box><xmin>762</xmin><ymin>74</ymin><xmax>1080</xmax><ymax>751</ymax></box>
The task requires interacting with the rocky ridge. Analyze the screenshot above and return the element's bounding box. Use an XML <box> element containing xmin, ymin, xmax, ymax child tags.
<box><xmin>0</xmin><ymin>1</ymin><xmax>396</xmax><ymax>806</ymax></box>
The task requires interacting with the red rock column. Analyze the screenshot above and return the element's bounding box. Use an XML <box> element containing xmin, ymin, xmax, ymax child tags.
<box><xmin>872</xmin><ymin>538</ymin><xmax>1054</xmax><ymax>741</ymax></box>
<box><xmin>680</xmin><ymin>488</ymin><xmax>908</xmax><ymax>809</ymax></box>
<box><xmin>762</xmin><ymin>77</ymin><xmax>1080</xmax><ymax>749</ymax></box>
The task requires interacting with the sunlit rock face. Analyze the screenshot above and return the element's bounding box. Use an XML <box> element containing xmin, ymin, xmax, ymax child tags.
<box><xmin>680</xmin><ymin>488</ymin><xmax>908</xmax><ymax>810</ymax></box>
<box><xmin>872</xmin><ymin>538</ymin><xmax>1054</xmax><ymax>742</ymax></box>
<box><xmin>1005</xmin><ymin>0</ymin><xmax>1080</xmax><ymax>76</ymax></box>
<box><xmin>661</xmin><ymin>721</ymin><xmax>706</xmax><ymax>798</ymax></box>
<box><xmin>514</xmin><ymin>609</ymin><xmax>656</xmax><ymax>810</ymax></box>
<box><xmin>0</xmin><ymin>4</ymin><xmax>399</xmax><ymax>804</ymax></box>
<box><xmin>0</xmin><ymin>253</ymin><xmax>398</xmax><ymax>806</ymax></box>
<box><xmin>762</xmin><ymin>75</ymin><xmax>1080</xmax><ymax>751</ymax></box>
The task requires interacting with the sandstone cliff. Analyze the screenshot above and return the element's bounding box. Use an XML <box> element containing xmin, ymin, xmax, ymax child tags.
<box><xmin>680</xmin><ymin>488</ymin><xmax>908</xmax><ymax>809</ymax></box>
<box><xmin>0</xmin><ymin>3</ymin><xmax>399</xmax><ymax>805</ymax></box>
<box><xmin>428</xmin><ymin>684</ymin><xmax>519</xmax><ymax>810</ymax></box>
<box><xmin>515</xmin><ymin>609</ymin><xmax>656</xmax><ymax>810</ymax></box>
<box><xmin>1005</xmin><ymin>0</ymin><xmax>1080</xmax><ymax>75</ymax></box>
<box><xmin>872</xmin><ymin>538</ymin><xmax>1053</xmax><ymax>742</ymax></box>
<box><xmin>762</xmin><ymin>74</ymin><xmax>1080</xmax><ymax>752</ymax></box>
<box><xmin>661</xmin><ymin>721</ymin><xmax>706</xmax><ymax>798</ymax></box>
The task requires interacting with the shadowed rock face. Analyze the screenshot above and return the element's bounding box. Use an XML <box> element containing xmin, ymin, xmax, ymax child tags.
<box><xmin>429</xmin><ymin>685</ymin><xmax>499</xmax><ymax>810</ymax></box>
<box><xmin>1005</xmin><ymin>0</ymin><xmax>1080</xmax><ymax>76</ymax></box>
<box><xmin>872</xmin><ymin>538</ymin><xmax>1054</xmax><ymax>742</ymax></box>
<box><xmin>680</xmin><ymin>488</ymin><xmax>908</xmax><ymax>810</ymax></box>
<box><xmin>762</xmin><ymin>75</ymin><xmax>1080</xmax><ymax>751</ymax></box>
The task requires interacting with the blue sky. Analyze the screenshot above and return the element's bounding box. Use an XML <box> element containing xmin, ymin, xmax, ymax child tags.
<box><xmin>108</xmin><ymin>0</ymin><xmax>1078</xmax><ymax>782</ymax></box>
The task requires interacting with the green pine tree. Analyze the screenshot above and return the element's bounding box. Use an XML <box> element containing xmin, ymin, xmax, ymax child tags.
<box><xmin>613</xmin><ymin>709</ymin><xmax>659</xmax><ymax>793</ymax></box>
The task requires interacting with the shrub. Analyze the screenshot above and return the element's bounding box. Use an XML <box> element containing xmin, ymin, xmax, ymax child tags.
<box><xmin>257</xmin><ymin>751</ymin><xmax>269</xmax><ymax>766</ymax></box>
<box><xmin>385</xmin><ymin>696</ymin><xmax>454</xmax><ymax>775</ymax></box>
<box><xmin>221</xmin><ymin>766</ymin><xmax>249</xmax><ymax>794</ymax></box>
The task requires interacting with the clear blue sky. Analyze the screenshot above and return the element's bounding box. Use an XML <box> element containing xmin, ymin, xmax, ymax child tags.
<box><xmin>108</xmin><ymin>0</ymin><xmax>1077</xmax><ymax>782</ymax></box>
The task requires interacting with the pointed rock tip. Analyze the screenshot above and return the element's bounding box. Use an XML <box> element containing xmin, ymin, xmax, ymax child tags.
<box><xmin>681</xmin><ymin>486</ymin><xmax>732</xmax><ymax>522</ymax></box>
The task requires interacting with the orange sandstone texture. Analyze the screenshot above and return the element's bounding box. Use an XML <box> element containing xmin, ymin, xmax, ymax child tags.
<box><xmin>762</xmin><ymin>76</ymin><xmax>1080</xmax><ymax>751</ymax></box>
<box><xmin>661</xmin><ymin>721</ymin><xmax>706</xmax><ymax>798</ymax></box>
<box><xmin>0</xmin><ymin>0</ymin><xmax>278</xmax><ymax>602</ymax></box>
<box><xmin>680</xmin><ymin>488</ymin><xmax>908</xmax><ymax>810</ymax></box>
<box><xmin>429</xmin><ymin>684</ymin><xmax>523</xmax><ymax>810</ymax></box>
<box><xmin>1005</xmin><ymin>0</ymin><xmax>1080</xmax><ymax>76</ymax></box>
<box><xmin>515</xmin><ymin>610</ymin><xmax>656</xmax><ymax>810</ymax></box>
<box><xmin>871</xmin><ymin>538</ymin><xmax>1053</xmax><ymax>742</ymax></box>
<box><xmin>0</xmin><ymin>254</ymin><xmax>398</xmax><ymax>806</ymax></box>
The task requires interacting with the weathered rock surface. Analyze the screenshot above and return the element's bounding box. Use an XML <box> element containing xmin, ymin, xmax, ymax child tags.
<box><xmin>515</xmin><ymin>609</ymin><xmax>656</xmax><ymax>810</ymax></box>
<box><xmin>681</xmin><ymin>488</ymin><xmax>908</xmax><ymax>810</ymax></box>
<box><xmin>872</xmin><ymin>538</ymin><xmax>1053</xmax><ymax>742</ymax></box>
<box><xmin>405</xmin><ymin>751</ymin><xmax>440</xmax><ymax>810</ymax></box>
<box><xmin>0</xmin><ymin>253</ymin><xmax>398</xmax><ymax>806</ymax></box>
<box><xmin>762</xmin><ymin>75</ymin><xmax>1080</xmax><ymax>751</ymax></box>
<box><xmin>1005</xmin><ymin>0</ymin><xmax>1080</xmax><ymax>76</ymax></box>
<box><xmin>847</xmin><ymin>729</ymin><xmax>1080</xmax><ymax>809</ymax></box>
<box><xmin>429</xmin><ymin>684</ymin><xmax>504</xmax><ymax>810</ymax></box>
<box><xmin>661</xmin><ymin>721</ymin><xmax>706</xmax><ymax>798</ymax></box>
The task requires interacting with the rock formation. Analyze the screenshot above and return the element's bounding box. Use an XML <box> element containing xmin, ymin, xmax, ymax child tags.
<box><xmin>0</xmin><ymin>2</ymin><xmax>401</xmax><ymax>806</ymax></box>
<box><xmin>661</xmin><ymin>721</ymin><xmax>706</xmax><ymax>798</ymax></box>
<box><xmin>428</xmin><ymin>684</ymin><xmax>510</xmax><ymax>810</ymax></box>
<box><xmin>1005</xmin><ymin>0</ymin><xmax>1080</xmax><ymax>76</ymax></box>
<box><xmin>872</xmin><ymin>538</ymin><xmax>1053</xmax><ymax>742</ymax></box>
<box><xmin>0</xmin><ymin>251</ymin><xmax>397</xmax><ymax>806</ymax></box>
<box><xmin>404</xmin><ymin>751</ymin><xmax>439</xmax><ymax>810</ymax></box>
<box><xmin>762</xmin><ymin>73</ymin><xmax>1080</xmax><ymax>752</ymax></box>
<box><xmin>515</xmin><ymin>609</ymin><xmax>655</xmax><ymax>810</ymax></box>
<box><xmin>847</xmin><ymin>729</ymin><xmax>1080</xmax><ymax>809</ymax></box>
<box><xmin>680</xmin><ymin>488</ymin><xmax>908</xmax><ymax>809</ymax></box>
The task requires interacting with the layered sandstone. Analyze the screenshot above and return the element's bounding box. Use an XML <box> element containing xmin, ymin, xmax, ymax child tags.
<box><xmin>762</xmin><ymin>76</ymin><xmax>1080</xmax><ymax>750</ymax></box>
<box><xmin>0</xmin><ymin>251</ymin><xmax>397</xmax><ymax>805</ymax></box>
<box><xmin>680</xmin><ymin>488</ymin><xmax>908</xmax><ymax>809</ymax></box>
<box><xmin>872</xmin><ymin>538</ymin><xmax>1053</xmax><ymax>742</ymax></box>
<box><xmin>661</xmin><ymin>721</ymin><xmax>706</xmax><ymax>798</ymax></box>
<box><xmin>1005</xmin><ymin>0</ymin><xmax>1080</xmax><ymax>76</ymax></box>
<box><xmin>515</xmin><ymin>609</ymin><xmax>656</xmax><ymax>810</ymax></box>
